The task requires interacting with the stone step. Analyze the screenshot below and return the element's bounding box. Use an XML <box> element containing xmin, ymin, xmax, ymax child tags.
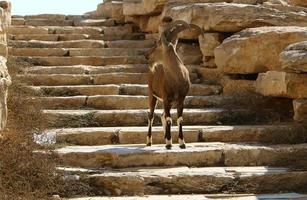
<box><xmin>22</xmin><ymin>18</ymin><xmax>116</xmax><ymax>27</ymax></box>
<box><xmin>25</xmin><ymin>65</ymin><xmax>149</xmax><ymax>74</ymax></box>
<box><xmin>52</xmin><ymin>125</ymin><xmax>307</xmax><ymax>146</ymax></box>
<box><xmin>69</xmin><ymin>48</ymin><xmax>148</xmax><ymax>57</ymax></box>
<box><xmin>43</xmin><ymin>109</ymin><xmax>247</xmax><ymax>127</ymax></box>
<box><xmin>9</xmin><ymin>40</ymin><xmax>106</xmax><ymax>48</ymax></box>
<box><xmin>48</xmin><ymin>26</ymin><xmax>104</xmax><ymax>35</ymax></box>
<box><xmin>68</xmin><ymin>193</ymin><xmax>307</xmax><ymax>200</ymax></box>
<box><xmin>56</xmin><ymin>142</ymin><xmax>307</xmax><ymax>168</ymax></box>
<box><xmin>35</xmin><ymin>95</ymin><xmax>223</xmax><ymax>109</ymax></box>
<box><xmin>33</xmin><ymin>84</ymin><xmax>222</xmax><ymax>96</ymax></box>
<box><xmin>9</xmin><ymin>48</ymin><xmax>69</xmax><ymax>57</ymax></box>
<box><xmin>22</xmin><ymin>72</ymin><xmax>199</xmax><ymax>86</ymax></box>
<box><xmin>73</xmin><ymin>19</ymin><xmax>116</xmax><ymax>27</ymax></box>
<box><xmin>106</xmin><ymin>39</ymin><xmax>155</xmax><ymax>48</ymax></box>
<box><xmin>23</xmin><ymin>14</ymin><xmax>67</xmax><ymax>20</ymax></box>
<box><xmin>9</xmin><ymin>48</ymin><xmax>149</xmax><ymax>57</ymax></box>
<box><xmin>8</xmin><ymin>26</ymin><xmax>103</xmax><ymax>35</ymax></box>
<box><xmin>14</xmin><ymin>56</ymin><xmax>147</xmax><ymax>66</ymax></box>
<box><xmin>11</xmin><ymin>18</ymin><xmax>25</xmax><ymax>26</ymax></box>
<box><xmin>21</xmin><ymin>73</ymin><xmax>148</xmax><ymax>86</ymax></box>
<box><xmin>9</xmin><ymin>33</ymin><xmax>145</xmax><ymax>42</ymax></box>
<box><xmin>25</xmin><ymin>19</ymin><xmax>74</xmax><ymax>26</ymax></box>
<box><xmin>24</xmin><ymin>64</ymin><xmax>204</xmax><ymax>75</ymax></box>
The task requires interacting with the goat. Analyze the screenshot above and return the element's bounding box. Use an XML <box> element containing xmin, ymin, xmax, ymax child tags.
<box><xmin>146</xmin><ymin>21</ymin><xmax>203</xmax><ymax>149</ymax></box>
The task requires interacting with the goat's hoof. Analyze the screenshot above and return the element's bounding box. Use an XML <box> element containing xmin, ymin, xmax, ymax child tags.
<box><xmin>146</xmin><ymin>143</ymin><xmax>152</xmax><ymax>146</ymax></box>
<box><xmin>179</xmin><ymin>144</ymin><xmax>186</xmax><ymax>149</ymax></box>
<box><xmin>165</xmin><ymin>144</ymin><xmax>172</xmax><ymax>150</ymax></box>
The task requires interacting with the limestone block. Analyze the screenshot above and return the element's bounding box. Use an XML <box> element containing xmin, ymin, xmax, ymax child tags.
<box><xmin>293</xmin><ymin>99</ymin><xmax>307</xmax><ymax>122</ymax></box>
<box><xmin>256</xmin><ymin>71</ymin><xmax>307</xmax><ymax>98</ymax></box>
<box><xmin>123</xmin><ymin>0</ymin><xmax>166</xmax><ymax>16</ymax></box>
<box><xmin>203</xmin><ymin>57</ymin><xmax>217</xmax><ymax>68</ymax></box>
<box><xmin>214</xmin><ymin>26</ymin><xmax>307</xmax><ymax>74</ymax></box>
<box><xmin>97</xmin><ymin>1</ymin><xmax>124</xmax><ymax>21</ymax></box>
<box><xmin>177</xmin><ymin>43</ymin><xmax>203</xmax><ymax>65</ymax></box>
<box><xmin>162</xmin><ymin>3</ymin><xmax>307</xmax><ymax>32</ymax></box>
<box><xmin>280</xmin><ymin>41</ymin><xmax>307</xmax><ymax>73</ymax></box>
<box><xmin>199</xmin><ymin>33</ymin><xmax>225</xmax><ymax>57</ymax></box>
<box><xmin>288</xmin><ymin>0</ymin><xmax>307</xmax><ymax>7</ymax></box>
<box><xmin>0</xmin><ymin>56</ymin><xmax>10</xmax><ymax>131</ymax></box>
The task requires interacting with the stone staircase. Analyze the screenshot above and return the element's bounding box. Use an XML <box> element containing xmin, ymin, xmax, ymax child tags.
<box><xmin>8</xmin><ymin>14</ymin><xmax>307</xmax><ymax>199</ymax></box>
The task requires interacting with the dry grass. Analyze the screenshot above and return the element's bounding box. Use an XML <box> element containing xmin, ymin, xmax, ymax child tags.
<box><xmin>0</xmin><ymin>58</ymin><xmax>59</xmax><ymax>200</ymax></box>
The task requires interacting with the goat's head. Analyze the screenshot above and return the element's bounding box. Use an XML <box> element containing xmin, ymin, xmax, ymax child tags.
<box><xmin>145</xmin><ymin>39</ymin><xmax>163</xmax><ymax>64</ymax></box>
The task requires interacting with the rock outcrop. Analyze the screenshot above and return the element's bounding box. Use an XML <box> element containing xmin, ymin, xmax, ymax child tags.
<box><xmin>0</xmin><ymin>0</ymin><xmax>10</xmax><ymax>131</ymax></box>
<box><xmin>215</xmin><ymin>26</ymin><xmax>307</xmax><ymax>74</ymax></box>
<box><xmin>280</xmin><ymin>41</ymin><xmax>307</xmax><ymax>73</ymax></box>
<box><xmin>162</xmin><ymin>3</ymin><xmax>307</xmax><ymax>32</ymax></box>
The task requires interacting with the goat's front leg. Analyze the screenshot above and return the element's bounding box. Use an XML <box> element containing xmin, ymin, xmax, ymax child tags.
<box><xmin>163</xmin><ymin>101</ymin><xmax>172</xmax><ymax>149</ymax></box>
<box><xmin>177</xmin><ymin>100</ymin><xmax>186</xmax><ymax>149</ymax></box>
<box><xmin>147</xmin><ymin>94</ymin><xmax>157</xmax><ymax>146</ymax></box>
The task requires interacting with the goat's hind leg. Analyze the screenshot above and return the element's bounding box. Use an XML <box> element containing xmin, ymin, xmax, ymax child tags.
<box><xmin>147</xmin><ymin>94</ymin><xmax>157</xmax><ymax>146</ymax></box>
<box><xmin>177</xmin><ymin>101</ymin><xmax>186</xmax><ymax>149</ymax></box>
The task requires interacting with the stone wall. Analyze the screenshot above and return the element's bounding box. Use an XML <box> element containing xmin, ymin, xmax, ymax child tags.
<box><xmin>93</xmin><ymin>0</ymin><xmax>307</xmax><ymax>122</ymax></box>
<box><xmin>0</xmin><ymin>0</ymin><xmax>11</xmax><ymax>131</ymax></box>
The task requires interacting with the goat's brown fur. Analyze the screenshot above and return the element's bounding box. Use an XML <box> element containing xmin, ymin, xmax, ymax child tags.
<box><xmin>146</xmin><ymin>21</ymin><xmax>202</xmax><ymax>149</ymax></box>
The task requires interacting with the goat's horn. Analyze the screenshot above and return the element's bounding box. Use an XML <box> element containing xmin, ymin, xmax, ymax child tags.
<box><xmin>164</xmin><ymin>20</ymin><xmax>190</xmax><ymax>34</ymax></box>
<box><xmin>162</xmin><ymin>20</ymin><xmax>190</xmax><ymax>44</ymax></box>
<box><xmin>189</xmin><ymin>24</ymin><xmax>204</xmax><ymax>35</ymax></box>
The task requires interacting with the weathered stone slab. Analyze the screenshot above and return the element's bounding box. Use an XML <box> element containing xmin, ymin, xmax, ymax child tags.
<box><xmin>256</xmin><ymin>71</ymin><xmax>307</xmax><ymax>98</ymax></box>
<box><xmin>93</xmin><ymin>73</ymin><xmax>148</xmax><ymax>84</ymax></box>
<box><xmin>43</xmin><ymin>108</ymin><xmax>241</xmax><ymax>127</ymax></box>
<box><xmin>293</xmin><ymin>99</ymin><xmax>307</xmax><ymax>122</ymax></box>
<box><xmin>0</xmin><ymin>56</ymin><xmax>10</xmax><ymax>131</ymax></box>
<box><xmin>24</xmin><ymin>14</ymin><xmax>66</xmax><ymax>20</ymax></box>
<box><xmin>9</xmin><ymin>48</ymin><xmax>68</xmax><ymax>56</ymax></box>
<box><xmin>7</xmin><ymin>26</ymin><xmax>49</xmax><ymax>34</ymax></box>
<box><xmin>25</xmin><ymin>19</ymin><xmax>74</xmax><ymax>26</ymax></box>
<box><xmin>49</xmin><ymin>26</ymin><xmax>103</xmax><ymax>35</ymax></box>
<box><xmin>103</xmin><ymin>24</ymin><xmax>134</xmax><ymax>37</ymax></box>
<box><xmin>11</xmin><ymin>17</ymin><xmax>25</xmax><ymax>25</ymax></box>
<box><xmin>123</xmin><ymin>0</ymin><xmax>166</xmax><ymax>16</ymax></box>
<box><xmin>73</xmin><ymin>19</ymin><xmax>115</xmax><ymax>27</ymax></box>
<box><xmin>280</xmin><ymin>41</ymin><xmax>307</xmax><ymax>73</ymax></box>
<box><xmin>56</xmin><ymin>142</ymin><xmax>307</xmax><ymax>168</ymax></box>
<box><xmin>13</xmin><ymin>34</ymin><xmax>59</xmax><ymax>41</ymax></box>
<box><xmin>9</xmin><ymin>40</ymin><xmax>106</xmax><ymax>48</ymax></box>
<box><xmin>15</xmin><ymin>56</ymin><xmax>147</xmax><ymax>66</ymax></box>
<box><xmin>162</xmin><ymin>3</ymin><xmax>307</xmax><ymax>32</ymax></box>
<box><xmin>34</xmin><ymin>85</ymin><xmax>120</xmax><ymax>96</ymax></box>
<box><xmin>199</xmin><ymin>33</ymin><xmax>224</xmax><ymax>57</ymax></box>
<box><xmin>26</xmin><ymin>66</ymin><xmax>88</xmax><ymax>74</ymax></box>
<box><xmin>53</xmin><ymin>125</ymin><xmax>306</xmax><ymax>146</ymax></box>
<box><xmin>69</xmin><ymin>48</ymin><xmax>148</xmax><ymax>57</ymax></box>
<box><xmin>106</xmin><ymin>39</ymin><xmax>155</xmax><ymax>48</ymax></box>
<box><xmin>58</xmin><ymin>34</ymin><xmax>89</xmax><ymax>41</ymax></box>
<box><xmin>96</xmin><ymin>1</ymin><xmax>124</xmax><ymax>21</ymax></box>
<box><xmin>288</xmin><ymin>0</ymin><xmax>307</xmax><ymax>7</ymax></box>
<box><xmin>214</xmin><ymin>26</ymin><xmax>307</xmax><ymax>74</ymax></box>
<box><xmin>35</xmin><ymin>96</ymin><xmax>87</xmax><ymax>109</ymax></box>
<box><xmin>177</xmin><ymin>43</ymin><xmax>203</xmax><ymax>65</ymax></box>
<box><xmin>21</xmin><ymin>74</ymin><xmax>93</xmax><ymax>86</ymax></box>
<box><xmin>85</xmin><ymin>95</ymin><xmax>222</xmax><ymax>109</ymax></box>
